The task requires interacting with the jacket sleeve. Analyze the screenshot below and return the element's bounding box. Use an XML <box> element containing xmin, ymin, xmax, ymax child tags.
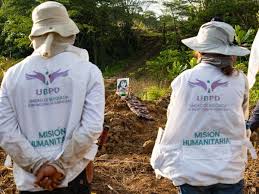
<box><xmin>58</xmin><ymin>66</ymin><xmax>105</xmax><ymax>168</ymax></box>
<box><xmin>248</xmin><ymin>30</ymin><xmax>259</xmax><ymax>89</ymax></box>
<box><xmin>242</xmin><ymin>74</ymin><xmax>249</xmax><ymax>120</ymax></box>
<box><xmin>0</xmin><ymin>71</ymin><xmax>47</xmax><ymax>174</ymax></box>
<box><xmin>249</xmin><ymin>101</ymin><xmax>259</xmax><ymax>132</ymax></box>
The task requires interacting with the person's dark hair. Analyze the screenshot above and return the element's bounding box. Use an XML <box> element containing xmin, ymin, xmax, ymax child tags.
<box><xmin>211</xmin><ymin>16</ymin><xmax>224</xmax><ymax>22</ymax></box>
<box><xmin>219</xmin><ymin>54</ymin><xmax>237</xmax><ymax>76</ymax></box>
<box><xmin>221</xmin><ymin>66</ymin><xmax>235</xmax><ymax>76</ymax></box>
<box><xmin>197</xmin><ymin>52</ymin><xmax>237</xmax><ymax>76</ymax></box>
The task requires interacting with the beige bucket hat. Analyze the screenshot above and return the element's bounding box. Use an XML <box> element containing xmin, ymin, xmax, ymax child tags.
<box><xmin>29</xmin><ymin>1</ymin><xmax>79</xmax><ymax>39</ymax></box>
<box><xmin>182</xmin><ymin>21</ymin><xmax>250</xmax><ymax>56</ymax></box>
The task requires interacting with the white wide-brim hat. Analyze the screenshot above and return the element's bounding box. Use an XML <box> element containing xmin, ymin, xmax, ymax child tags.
<box><xmin>182</xmin><ymin>21</ymin><xmax>250</xmax><ymax>56</ymax></box>
<box><xmin>29</xmin><ymin>1</ymin><xmax>79</xmax><ymax>39</ymax></box>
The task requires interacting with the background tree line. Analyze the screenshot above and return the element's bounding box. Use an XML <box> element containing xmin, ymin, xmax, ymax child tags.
<box><xmin>0</xmin><ymin>0</ymin><xmax>258</xmax><ymax>73</ymax></box>
<box><xmin>0</xmin><ymin>0</ymin><xmax>147</xmax><ymax>68</ymax></box>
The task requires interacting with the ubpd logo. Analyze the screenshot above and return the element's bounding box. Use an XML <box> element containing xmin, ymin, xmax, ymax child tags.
<box><xmin>26</xmin><ymin>69</ymin><xmax>69</xmax><ymax>96</ymax></box>
<box><xmin>36</xmin><ymin>88</ymin><xmax>60</xmax><ymax>95</ymax></box>
<box><xmin>188</xmin><ymin>79</ymin><xmax>228</xmax><ymax>93</ymax></box>
<box><xmin>188</xmin><ymin>79</ymin><xmax>229</xmax><ymax>102</ymax></box>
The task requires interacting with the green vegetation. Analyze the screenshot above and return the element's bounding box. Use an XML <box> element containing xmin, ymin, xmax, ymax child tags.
<box><xmin>0</xmin><ymin>0</ymin><xmax>151</xmax><ymax>67</ymax></box>
<box><xmin>0</xmin><ymin>0</ymin><xmax>258</xmax><ymax>104</ymax></box>
<box><xmin>103</xmin><ymin>62</ymin><xmax>125</xmax><ymax>78</ymax></box>
<box><xmin>141</xmin><ymin>85</ymin><xmax>169</xmax><ymax>101</ymax></box>
<box><xmin>143</xmin><ymin>49</ymin><xmax>197</xmax><ymax>80</ymax></box>
<box><xmin>0</xmin><ymin>57</ymin><xmax>19</xmax><ymax>82</ymax></box>
<box><xmin>129</xmin><ymin>79</ymin><xmax>170</xmax><ymax>101</ymax></box>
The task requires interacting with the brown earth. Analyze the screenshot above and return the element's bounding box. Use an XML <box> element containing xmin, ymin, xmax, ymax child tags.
<box><xmin>0</xmin><ymin>81</ymin><xmax>258</xmax><ymax>194</ymax></box>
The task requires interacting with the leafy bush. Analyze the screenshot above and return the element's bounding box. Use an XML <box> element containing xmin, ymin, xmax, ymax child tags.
<box><xmin>0</xmin><ymin>57</ymin><xmax>19</xmax><ymax>82</ymax></box>
<box><xmin>145</xmin><ymin>49</ymin><xmax>195</xmax><ymax>81</ymax></box>
<box><xmin>250</xmin><ymin>75</ymin><xmax>259</xmax><ymax>108</ymax></box>
<box><xmin>141</xmin><ymin>85</ymin><xmax>169</xmax><ymax>101</ymax></box>
<box><xmin>235</xmin><ymin>25</ymin><xmax>255</xmax><ymax>47</ymax></box>
<box><xmin>129</xmin><ymin>79</ymin><xmax>170</xmax><ymax>101</ymax></box>
<box><xmin>103</xmin><ymin>63</ymin><xmax>124</xmax><ymax>78</ymax></box>
<box><xmin>235</xmin><ymin>62</ymin><xmax>248</xmax><ymax>74</ymax></box>
<box><xmin>166</xmin><ymin>61</ymin><xmax>188</xmax><ymax>80</ymax></box>
<box><xmin>234</xmin><ymin>25</ymin><xmax>258</xmax><ymax>107</ymax></box>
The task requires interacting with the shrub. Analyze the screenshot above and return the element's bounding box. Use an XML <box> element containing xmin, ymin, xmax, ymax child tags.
<box><xmin>0</xmin><ymin>57</ymin><xmax>19</xmax><ymax>82</ymax></box>
<box><xmin>145</xmin><ymin>49</ymin><xmax>195</xmax><ymax>81</ymax></box>
<box><xmin>235</xmin><ymin>25</ymin><xmax>255</xmax><ymax>47</ymax></box>
<box><xmin>103</xmin><ymin>63</ymin><xmax>124</xmax><ymax>78</ymax></box>
<box><xmin>141</xmin><ymin>85</ymin><xmax>169</xmax><ymax>101</ymax></box>
<box><xmin>250</xmin><ymin>75</ymin><xmax>259</xmax><ymax>107</ymax></box>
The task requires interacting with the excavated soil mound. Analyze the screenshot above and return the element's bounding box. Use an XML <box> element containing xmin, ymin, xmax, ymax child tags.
<box><xmin>100</xmin><ymin>91</ymin><xmax>167</xmax><ymax>155</ymax></box>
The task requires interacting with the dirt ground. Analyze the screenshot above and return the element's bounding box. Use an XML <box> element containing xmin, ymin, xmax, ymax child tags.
<box><xmin>0</xmin><ymin>81</ymin><xmax>258</xmax><ymax>194</ymax></box>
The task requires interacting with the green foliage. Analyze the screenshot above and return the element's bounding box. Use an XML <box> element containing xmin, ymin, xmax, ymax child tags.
<box><xmin>0</xmin><ymin>0</ymin><xmax>37</xmax><ymax>58</ymax></box>
<box><xmin>141</xmin><ymin>85</ymin><xmax>169</xmax><ymax>101</ymax></box>
<box><xmin>129</xmin><ymin>79</ymin><xmax>170</xmax><ymax>101</ymax></box>
<box><xmin>235</xmin><ymin>25</ymin><xmax>255</xmax><ymax>47</ymax></box>
<box><xmin>103</xmin><ymin>63</ymin><xmax>124</xmax><ymax>78</ymax></box>
<box><xmin>1</xmin><ymin>16</ymin><xmax>33</xmax><ymax>57</ymax></box>
<box><xmin>234</xmin><ymin>25</ymin><xmax>256</xmax><ymax>71</ymax></box>
<box><xmin>0</xmin><ymin>0</ymin><xmax>144</xmax><ymax>67</ymax></box>
<box><xmin>166</xmin><ymin>61</ymin><xmax>187</xmax><ymax>80</ymax></box>
<box><xmin>250</xmin><ymin>75</ymin><xmax>259</xmax><ymax>107</ymax></box>
<box><xmin>234</xmin><ymin>62</ymin><xmax>258</xmax><ymax>107</ymax></box>
<box><xmin>59</xmin><ymin>0</ymin><xmax>144</xmax><ymax>67</ymax></box>
<box><xmin>161</xmin><ymin>0</ymin><xmax>259</xmax><ymax>50</ymax></box>
<box><xmin>250</xmin><ymin>89</ymin><xmax>258</xmax><ymax>108</ymax></box>
<box><xmin>189</xmin><ymin>57</ymin><xmax>198</xmax><ymax>68</ymax></box>
<box><xmin>141</xmin><ymin>48</ymin><xmax>197</xmax><ymax>82</ymax></box>
<box><xmin>0</xmin><ymin>57</ymin><xmax>20</xmax><ymax>82</ymax></box>
<box><xmin>145</xmin><ymin>49</ymin><xmax>190</xmax><ymax>80</ymax></box>
<box><xmin>235</xmin><ymin>62</ymin><xmax>248</xmax><ymax>74</ymax></box>
<box><xmin>0</xmin><ymin>57</ymin><xmax>19</xmax><ymax>71</ymax></box>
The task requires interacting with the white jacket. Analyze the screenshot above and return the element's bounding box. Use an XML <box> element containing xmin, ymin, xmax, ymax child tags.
<box><xmin>0</xmin><ymin>51</ymin><xmax>104</xmax><ymax>191</ymax></box>
<box><xmin>151</xmin><ymin>63</ymin><xmax>256</xmax><ymax>186</ymax></box>
<box><xmin>248</xmin><ymin>29</ymin><xmax>259</xmax><ymax>89</ymax></box>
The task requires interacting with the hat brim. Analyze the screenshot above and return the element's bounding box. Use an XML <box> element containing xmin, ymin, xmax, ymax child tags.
<box><xmin>29</xmin><ymin>18</ymin><xmax>79</xmax><ymax>39</ymax></box>
<box><xmin>182</xmin><ymin>36</ymin><xmax>250</xmax><ymax>56</ymax></box>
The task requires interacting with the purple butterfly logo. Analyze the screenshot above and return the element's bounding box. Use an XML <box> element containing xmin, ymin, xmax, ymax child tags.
<box><xmin>26</xmin><ymin>71</ymin><xmax>46</xmax><ymax>84</ymax></box>
<box><xmin>188</xmin><ymin>79</ymin><xmax>207</xmax><ymax>91</ymax></box>
<box><xmin>211</xmin><ymin>80</ymin><xmax>228</xmax><ymax>91</ymax></box>
<box><xmin>49</xmin><ymin>69</ymin><xmax>69</xmax><ymax>83</ymax></box>
<box><xmin>188</xmin><ymin>79</ymin><xmax>228</xmax><ymax>93</ymax></box>
<box><xmin>26</xmin><ymin>69</ymin><xmax>69</xmax><ymax>85</ymax></box>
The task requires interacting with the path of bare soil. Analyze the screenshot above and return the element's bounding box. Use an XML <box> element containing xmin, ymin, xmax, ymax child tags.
<box><xmin>0</xmin><ymin>81</ymin><xmax>258</xmax><ymax>194</ymax></box>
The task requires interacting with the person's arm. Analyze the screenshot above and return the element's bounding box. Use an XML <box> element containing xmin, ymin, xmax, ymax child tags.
<box><xmin>0</xmin><ymin>70</ymin><xmax>47</xmax><ymax>174</ymax></box>
<box><xmin>242</xmin><ymin>74</ymin><xmax>249</xmax><ymax>120</ymax></box>
<box><xmin>247</xmin><ymin>30</ymin><xmax>259</xmax><ymax>89</ymax></box>
<box><xmin>58</xmin><ymin>66</ymin><xmax>105</xmax><ymax>168</ymax></box>
<box><xmin>249</xmin><ymin>102</ymin><xmax>259</xmax><ymax>132</ymax></box>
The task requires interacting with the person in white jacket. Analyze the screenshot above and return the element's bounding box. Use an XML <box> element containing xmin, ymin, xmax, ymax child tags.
<box><xmin>247</xmin><ymin>29</ymin><xmax>259</xmax><ymax>89</ymax></box>
<box><xmin>0</xmin><ymin>1</ymin><xmax>104</xmax><ymax>194</ymax></box>
<box><xmin>151</xmin><ymin>20</ymin><xmax>257</xmax><ymax>194</ymax></box>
